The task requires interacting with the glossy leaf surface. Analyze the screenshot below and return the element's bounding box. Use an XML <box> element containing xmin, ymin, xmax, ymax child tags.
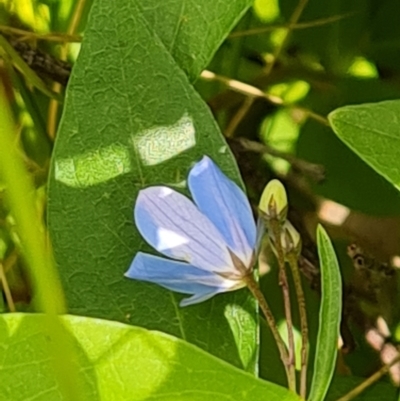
<box><xmin>47</xmin><ymin>0</ymin><xmax>257</xmax><ymax>371</ymax></box>
<box><xmin>0</xmin><ymin>314</ymin><xmax>300</xmax><ymax>401</ymax></box>
<box><xmin>329</xmin><ymin>100</ymin><xmax>400</xmax><ymax>191</ymax></box>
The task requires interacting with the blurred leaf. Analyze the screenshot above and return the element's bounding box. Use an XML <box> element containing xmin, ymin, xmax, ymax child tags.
<box><xmin>48</xmin><ymin>0</ymin><xmax>258</xmax><ymax>372</ymax></box>
<box><xmin>329</xmin><ymin>100</ymin><xmax>400</xmax><ymax>191</ymax></box>
<box><xmin>347</xmin><ymin>57</ymin><xmax>378</xmax><ymax>78</ymax></box>
<box><xmin>9</xmin><ymin>67</ymin><xmax>51</xmax><ymax>164</ymax></box>
<box><xmin>280</xmin><ymin>0</ymin><xmax>369</xmax><ymax>73</ymax></box>
<box><xmin>253</xmin><ymin>0</ymin><xmax>280</xmax><ymax>23</ymax></box>
<box><xmin>367</xmin><ymin>1</ymin><xmax>400</xmax><ymax>73</ymax></box>
<box><xmin>0</xmin><ymin>85</ymin><xmax>64</xmax><ymax>314</ymax></box>
<box><xmin>327</xmin><ymin>376</ymin><xmax>396</xmax><ymax>400</ymax></box>
<box><xmin>308</xmin><ymin>225</ymin><xmax>342</xmax><ymax>401</ymax></box>
<box><xmin>0</xmin><ymin>85</ymin><xmax>83</xmax><ymax>400</ymax></box>
<box><xmin>0</xmin><ymin>314</ymin><xmax>301</xmax><ymax>401</ymax></box>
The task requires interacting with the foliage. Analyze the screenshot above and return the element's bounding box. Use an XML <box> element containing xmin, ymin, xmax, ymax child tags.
<box><xmin>1</xmin><ymin>0</ymin><xmax>400</xmax><ymax>400</ymax></box>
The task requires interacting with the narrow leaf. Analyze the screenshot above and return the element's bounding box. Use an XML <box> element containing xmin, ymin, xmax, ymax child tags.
<box><xmin>308</xmin><ymin>225</ymin><xmax>342</xmax><ymax>401</ymax></box>
<box><xmin>0</xmin><ymin>87</ymin><xmax>82</xmax><ymax>401</ymax></box>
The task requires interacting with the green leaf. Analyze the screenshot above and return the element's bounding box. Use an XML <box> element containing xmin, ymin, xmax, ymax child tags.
<box><xmin>0</xmin><ymin>87</ymin><xmax>65</xmax><ymax>314</ymax></box>
<box><xmin>0</xmin><ymin>87</ymin><xmax>82</xmax><ymax>400</ymax></box>
<box><xmin>0</xmin><ymin>313</ymin><xmax>301</xmax><ymax>401</ymax></box>
<box><xmin>329</xmin><ymin>100</ymin><xmax>400</xmax><ymax>191</ymax></box>
<box><xmin>297</xmin><ymin>79</ymin><xmax>400</xmax><ymax>215</ymax></box>
<box><xmin>138</xmin><ymin>0</ymin><xmax>253</xmax><ymax>81</ymax></box>
<box><xmin>48</xmin><ymin>0</ymin><xmax>257</xmax><ymax>372</ymax></box>
<box><xmin>308</xmin><ymin>225</ymin><xmax>342</xmax><ymax>401</ymax></box>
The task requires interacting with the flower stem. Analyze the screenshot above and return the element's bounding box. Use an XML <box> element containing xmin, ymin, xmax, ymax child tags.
<box><xmin>0</xmin><ymin>262</ymin><xmax>15</xmax><ymax>312</ymax></box>
<box><xmin>270</xmin><ymin>218</ymin><xmax>297</xmax><ymax>393</ymax></box>
<box><xmin>244</xmin><ymin>273</ymin><xmax>296</xmax><ymax>392</ymax></box>
<box><xmin>287</xmin><ymin>252</ymin><xmax>309</xmax><ymax>399</ymax></box>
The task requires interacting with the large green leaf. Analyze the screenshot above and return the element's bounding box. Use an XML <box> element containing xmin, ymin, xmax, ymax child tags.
<box><xmin>297</xmin><ymin>79</ymin><xmax>400</xmax><ymax>215</ymax></box>
<box><xmin>0</xmin><ymin>314</ymin><xmax>301</xmax><ymax>401</ymax></box>
<box><xmin>329</xmin><ymin>99</ymin><xmax>400</xmax><ymax>191</ymax></box>
<box><xmin>308</xmin><ymin>225</ymin><xmax>342</xmax><ymax>401</ymax></box>
<box><xmin>48</xmin><ymin>0</ymin><xmax>257</xmax><ymax>372</ymax></box>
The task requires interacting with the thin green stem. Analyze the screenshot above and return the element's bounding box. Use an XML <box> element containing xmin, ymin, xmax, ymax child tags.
<box><xmin>270</xmin><ymin>218</ymin><xmax>297</xmax><ymax>393</ymax></box>
<box><xmin>335</xmin><ymin>354</ymin><xmax>400</xmax><ymax>401</ymax></box>
<box><xmin>263</xmin><ymin>0</ymin><xmax>309</xmax><ymax>76</ymax></box>
<box><xmin>225</xmin><ymin>96</ymin><xmax>254</xmax><ymax>138</ymax></box>
<box><xmin>287</xmin><ymin>252</ymin><xmax>309</xmax><ymax>399</ymax></box>
<box><xmin>200</xmin><ymin>70</ymin><xmax>328</xmax><ymax>127</ymax></box>
<box><xmin>229</xmin><ymin>12</ymin><xmax>354</xmax><ymax>38</ymax></box>
<box><xmin>0</xmin><ymin>25</ymin><xmax>82</xmax><ymax>42</ymax></box>
<box><xmin>244</xmin><ymin>274</ymin><xmax>294</xmax><ymax>389</ymax></box>
<box><xmin>0</xmin><ymin>262</ymin><xmax>15</xmax><ymax>312</ymax></box>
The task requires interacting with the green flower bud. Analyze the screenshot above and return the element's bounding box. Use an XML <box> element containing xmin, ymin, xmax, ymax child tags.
<box><xmin>281</xmin><ymin>220</ymin><xmax>301</xmax><ymax>256</ymax></box>
<box><xmin>259</xmin><ymin>179</ymin><xmax>288</xmax><ymax>222</ymax></box>
<box><xmin>269</xmin><ymin>220</ymin><xmax>301</xmax><ymax>258</ymax></box>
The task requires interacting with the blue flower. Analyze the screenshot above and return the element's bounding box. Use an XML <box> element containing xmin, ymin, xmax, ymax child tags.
<box><xmin>125</xmin><ymin>156</ymin><xmax>257</xmax><ymax>306</ymax></box>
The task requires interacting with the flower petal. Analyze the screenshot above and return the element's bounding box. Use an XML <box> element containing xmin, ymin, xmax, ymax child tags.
<box><xmin>134</xmin><ymin>189</ymin><xmax>234</xmax><ymax>273</ymax></box>
<box><xmin>256</xmin><ymin>215</ymin><xmax>266</xmax><ymax>254</ymax></box>
<box><xmin>125</xmin><ymin>252</ymin><xmax>232</xmax><ymax>305</ymax></box>
<box><xmin>188</xmin><ymin>156</ymin><xmax>256</xmax><ymax>265</ymax></box>
<box><xmin>179</xmin><ymin>291</ymin><xmax>219</xmax><ymax>307</ymax></box>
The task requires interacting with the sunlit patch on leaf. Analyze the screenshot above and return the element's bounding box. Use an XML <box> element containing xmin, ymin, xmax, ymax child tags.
<box><xmin>55</xmin><ymin>144</ymin><xmax>131</xmax><ymax>188</ymax></box>
<box><xmin>132</xmin><ymin>113</ymin><xmax>196</xmax><ymax>166</ymax></box>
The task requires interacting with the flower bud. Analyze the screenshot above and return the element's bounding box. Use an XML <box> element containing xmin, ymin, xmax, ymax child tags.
<box><xmin>281</xmin><ymin>220</ymin><xmax>301</xmax><ymax>256</ymax></box>
<box><xmin>269</xmin><ymin>220</ymin><xmax>301</xmax><ymax>258</ymax></box>
<box><xmin>259</xmin><ymin>179</ymin><xmax>288</xmax><ymax>223</ymax></box>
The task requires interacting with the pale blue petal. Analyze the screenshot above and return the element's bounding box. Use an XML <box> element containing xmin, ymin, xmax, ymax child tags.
<box><xmin>125</xmin><ymin>253</ymin><xmax>228</xmax><ymax>304</ymax></box>
<box><xmin>256</xmin><ymin>215</ymin><xmax>266</xmax><ymax>254</ymax></box>
<box><xmin>188</xmin><ymin>156</ymin><xmax>256</xmax><ymax>266</ymax></box>
<box><xmin>134</xmin><ymin>187</ymin><xmax>234</xmax><ymax>274</ymax></box>
<box><xmin>179</xmin><ymin>290</ymin><xmax>220</xmax><ymax>307</ymax></box>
